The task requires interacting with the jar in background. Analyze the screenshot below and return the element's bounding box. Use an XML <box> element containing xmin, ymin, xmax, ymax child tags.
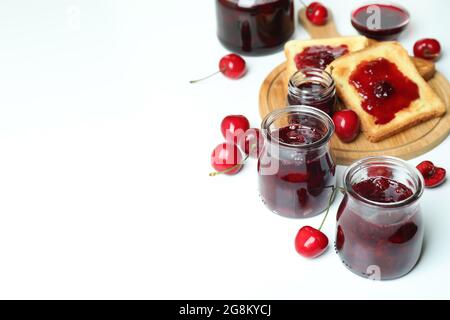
<box><xmin>215</xmin><ymin>0</ymin><xmax>295</xmax><ymax>56</ymax></box>
<box><xmin>258</xmin><ymin>106</ymin><xmax>336</xmax><ymax>218</ymax></box>
<box><xmin>336</xmin><ymin>156</ymin><xmax>424</xmax><ymax>280</ymax></box>
<box><xmin>287</xmin><ymin>68</ymin><xmax>337</xmax><ymax>117</ymax></box>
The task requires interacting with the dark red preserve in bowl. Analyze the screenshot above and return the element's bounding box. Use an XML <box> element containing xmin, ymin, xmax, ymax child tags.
<box><xmin>351</xmin><ymin>2</ymin><xmax>410</xmax><ymax>40</ymax></box>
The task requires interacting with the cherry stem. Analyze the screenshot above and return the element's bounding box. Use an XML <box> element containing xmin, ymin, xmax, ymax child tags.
<box><xmin>299</xmin><ymin>0</ymin><xmax>308</xmax><ymax>8</ymax></box>
<box><xmin>190</xmin><ymin>70</ymin><xmax>221</xmax><ymax>84</ymax></box>
<box><xmin>329</xmin><ymin>66</ymin><xmax>334</xmax><ymax>75</ymax></box>
<box><xmin>318</xmin><ymin>186</ymin><xmax>337</xmax><ymax>231</ymax></box>
<box><xmin>209</xmin><ymin>144</ymin><xmax>255</xmax><ymax>177</ymax></box>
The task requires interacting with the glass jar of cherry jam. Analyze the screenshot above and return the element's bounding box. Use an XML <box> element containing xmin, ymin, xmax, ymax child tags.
<box><xmin>258</xmin><ymin>106</ymin><xmax>336</xmax><ymax>218</ymax></box>
<box><xmin>287</xmin><ymin>68</ymin><xmax>337</xmax><ymax>117</ymax></box>
<box><xmin>215</xmin><ymin>0</ymin><xmax>295</xmax><ymax>56</ymax></box>
<box><xmin>336</xmin><ymin>156</ymin><xmax>424</xmax><ymax>280</ymax></box>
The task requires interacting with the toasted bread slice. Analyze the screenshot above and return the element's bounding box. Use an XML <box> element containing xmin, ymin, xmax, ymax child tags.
<box><xmin>329</xmin><ymin>42</ymin><xmax>446</xmax><ymax>142</ymax></box>
<box><xmin>284</xmin><ymin>36</ymin><xmax>370</xmax><ymax>82</ymax></box>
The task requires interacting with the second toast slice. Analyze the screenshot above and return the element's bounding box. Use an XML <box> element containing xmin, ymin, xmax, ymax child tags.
<box><xmin>329</xmin><ymin>42</ymin><xmax>446</xmax><ymax>142</ymax></box>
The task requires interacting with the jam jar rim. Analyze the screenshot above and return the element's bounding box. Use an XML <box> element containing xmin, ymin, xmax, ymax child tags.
<box><xmin>261</xmin><ymin>105</ymin><xmax>335</xmax><ymax>150</ymax></box>
<box><xmin>343</xmin><ymin>156</ymin><xmax>424</xmax><ymax>208</ymax></box>
<box><xmin>288</xmin><ymin>68</ymin><xmax>336</xmax><ymax>101</ymax></box>
<box><xmin>350</xmin><ymin>1</ymin><xmax>410</xmax><ymax>32</ymax></box>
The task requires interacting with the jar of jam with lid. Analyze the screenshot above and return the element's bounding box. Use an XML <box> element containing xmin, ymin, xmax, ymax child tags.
<box><xmin>258</xmin><ymin>106</ymin><xmax>337</xmax><ymax>218</ymax></box>
<box><xmin>216</xmin><ymin>0</ymin><xmax>295</xmax><ymax>56</ymax></box>
<box><xmin>336</xmin><ymin>156</ymin><xmax>424</xmax><ymax>280</ymax></box>
<box><xmin>287</xmin><ymin>68</ymin><xmax>337</xmax><ymax>117</ymax></box>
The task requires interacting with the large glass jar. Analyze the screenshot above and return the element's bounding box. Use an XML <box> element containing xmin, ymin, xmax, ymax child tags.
<box><xmin>336</xmin><ymin>156</ymin><xmax>424</xmax><ymax>280</ymax></box>
<box><xmin>258</xmin><ymin>106</ymin><xmax>336</xmax><ymax>218</ymax></box>
<box><xmin>215</xmin><ymin>0</ymin><xmax>295</xmax><ymax>56</ymax></box>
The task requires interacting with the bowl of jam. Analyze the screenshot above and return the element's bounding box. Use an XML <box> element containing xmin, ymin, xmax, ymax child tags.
<box><xmin>258</xmin><ymin>106</ymin><xmax>336</xmax><ymax>218</ymax></box>
<box><xmin>215</xmin><ymin>0</ymin><xmax>295</xmax><ymax>56</ymax></box>
<box><xmin>336</xmin><ymin>156</ymin><xmax>424</xmax><ymax>280</ymax></box>
<box><xmin>351</xmin><ymin>2</ymin><xmax>410</xmax><ymax>40</ymax></box>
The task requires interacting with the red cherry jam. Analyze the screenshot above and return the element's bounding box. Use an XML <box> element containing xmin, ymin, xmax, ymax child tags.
<box><xmin>287</xmin><ymin>68</ymin><xmax>337</xmax><ymax>116</ymax></box>
<box><xmin>351</xmin><ymin>4</ymin><xmax>410</xmax><ymax>40</ymax></box>
<box><xmin>352</xmin><ymin>177</ymin><xmax>413</xmax><ymax>203</ymax></box>
<box><xmin>216</xmin><ymin>0</ymin><xmax>294</xmax><ymax>56</ymax></box>
<box><xmin>277</xmin><ymin>123</ymin><xmax>324</xmax><ymax>145</ymax></box>
<box><xmin>259</xmin><ymin>107</ymin><xmax>336</xmax><ymax>219</ymax></box>
<box><xmin>294</xmin><ymin>45</ymin><xmax>349</xmax><ymax>70</ymax></box>
<box><xmin>349</xmin><ymin>58</ymin><xmax>419</xmax><ymax>125</ymax></box>
<box><xmin>336</xmin><ymin>157</ymin><xmax>424</xmax><ymax>280</ymax></box>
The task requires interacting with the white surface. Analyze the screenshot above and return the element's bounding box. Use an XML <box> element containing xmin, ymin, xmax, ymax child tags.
<box><xmin>0</xmin><ymin>0</ymin><xmax>449</xmax><ymax>299</ymax></box>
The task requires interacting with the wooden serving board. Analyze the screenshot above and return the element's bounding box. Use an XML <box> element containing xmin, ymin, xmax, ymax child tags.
<box><xmin>259</xmin><ymin>9</ymin><xmax>450</xmax><ymax>165</ymax></box>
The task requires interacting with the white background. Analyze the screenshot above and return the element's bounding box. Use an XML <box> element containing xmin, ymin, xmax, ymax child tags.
<box><xmin>0</xmin><ymin>0</ymin><xmax>449</xmax><ymax>299</ymax></box>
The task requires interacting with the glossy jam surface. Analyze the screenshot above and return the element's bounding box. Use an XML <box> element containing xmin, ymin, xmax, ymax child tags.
<box><xmin>216</xmin><ymin>0</ymin><xmax>294</xmax><ymax>56</ymax></box>
<box><xmin>287</xmin><ymin>81</ymin><xmax>336</xmax><ymax>116</ymax></box>
<box><xmin>276</xmin><ymin>123</ymin><xmax>324</xmax><ymax>145</ymax></box>
<box><xmin>258</xmin><ymin>124</ymin><xmax>336</xmax><ymax>218</ymax></box>
<box><xmin>352</xmin><ymin>177</ymin><xmax>413</xmax><ymax>203</ymax></box>
<box><xmin>349</xmin><ymin>58</ymin><xmax>419</xmax><ymax>125</ymax></box>
<box><xmin>336</xmin><ymin>177</ymin><xmax>423</xmax><ymax>280</ymax></box>
<box><xmin>351</xmin><ymin>4</ymin><xmax>409</xmax><ymax>40</ymax></box>
<box><xmin>294</xmin><ymin>45</ymin><xmax>349</xmax><ymax>70</ymax></box>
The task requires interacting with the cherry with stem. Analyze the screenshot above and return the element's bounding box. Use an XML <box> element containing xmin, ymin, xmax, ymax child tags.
<box><xmin>209</xmin><ymin>144</ymin><xmax>256</xmax><ymax>177</ymax></box>
<box><xmin>295</xmin><ymin>186</ymin><xmax>338</xmax><ymax>258</ymax></box>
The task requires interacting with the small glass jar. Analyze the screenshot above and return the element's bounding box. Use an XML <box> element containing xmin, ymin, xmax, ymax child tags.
<box><xmin>258</xmin><ymin>106</ymin><xmax>336</xmax><ymax>218</ymax></box>
<box><xmin>336</xmin><ymin>156</ymin><xmax>424</xmax><ymax>280</ymax></box>
<box><xmin>215</xmin><ymin>0</ymin><xmax>295</xmax><ymax>56</ymax></box>
<box><xmin>287</xmin><ymin>68</ymin><xmax>337</xmax><ymax>117</ymax></box>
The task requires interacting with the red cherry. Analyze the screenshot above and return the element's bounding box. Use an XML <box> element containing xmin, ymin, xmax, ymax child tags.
<box><xmin>416</xmin><ymin>161</ymin><xmax>446</xmax><ymax>188</ymax></box>
<box><xmin>332</xmin><ymin>110</ymin><xmax>360</xmax><ymax>143</ymax></box>
<box><xmin>239</xmin><ymin>128</ymin><xmax>264</xmax><ymax>158</ymax></box>
<box><xmin>295</xmin><ymin>226</ymin><xmax>329</xmax><ymax>258</ymax></box>
<box><xmin>221</xmin><ymin>115</ymin><xmax>250</xmax><ymax>145</ymax></box>
<box><xmin>219</xmin><ymin>54</ymin><xmax>247</xmax><ymax>79</ymax></box>
<box><xmin>190</xmin><ymin>53</ymin><xmax>246</xmax><ymax>83</ymax></box>
<box><xmin>306</xmin><ymin>2</ymin><xmax>328</xmax><ymax>26</ymax></box>
<box><xmin>414</xmin><ymin>39</ymin><xmax>441</xmax><ymax>61</ymax></box>
<box><xmin>416</xmin><ymin>161</ymin><xmax>435</xmax><ymax>178</ymax></box>
<box><xmin>210</xmin><ymin>143</ymin><xmax>243</xmax><ymax>176</ymax></box>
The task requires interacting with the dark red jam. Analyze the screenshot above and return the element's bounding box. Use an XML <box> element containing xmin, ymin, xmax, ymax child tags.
<box><xmin>336</xmin><ymin>177</ymin><xmax>423</xmax><ymax>280</ymax></box>
<box><xmin>352</xmin><ymin>177</ymin><xmax>413</xmax><ymax>203</ymax></box>
<box><xmin>351</xmin><ymin>4</ymin><xmax>410</xmax><ymax>40</ymax></box>
<box><xmin>277</xmin><ymin>123</ymin><xmax>324</xmax><ymax>145</ymax></box>
<box><xmin>216</xmin><ymin>0</ymin><xmax>294</xmax><ymax>56</ymax></box>
<box><xmin>349</xmin><ymin>58</ymin><xmax>420</xmax><ymax>125</ymax></box>
<box><xmin>258</xmin><ymin>124</ymin><xmax>336</xmax><ymax>218</ymax></box>
<box><xmin>294</xmin><ymin>45</ymin><xmax>349</xmax><ymax>70</ymax></box>
<box><xmin>287</xmin><ymin>81</ymin><xmax>336</xmax><ymax>116</ymax></box>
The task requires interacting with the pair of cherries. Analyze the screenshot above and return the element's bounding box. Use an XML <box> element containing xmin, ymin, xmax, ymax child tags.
<box><xmin>210</xmin><ymin>115</ymin><xmax>263</xmax><ymax>176</ymax></box>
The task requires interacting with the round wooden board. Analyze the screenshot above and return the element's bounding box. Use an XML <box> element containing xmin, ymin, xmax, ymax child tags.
<box><xmin>259</xmin><ymin>63</ymin><xmax>450</xmax><ymax>165</ymax></box>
